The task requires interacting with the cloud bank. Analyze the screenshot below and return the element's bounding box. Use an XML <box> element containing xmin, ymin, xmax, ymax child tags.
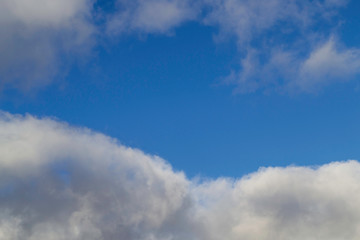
<box><xmin>1</xmin><ymin>0</ymin><xmax>360</xmax><ymax>93</ymax></box>
<box><xmin>1</xmin><ymin>112</ymin><xmax>360</xmax><ymax>239</ymax></box>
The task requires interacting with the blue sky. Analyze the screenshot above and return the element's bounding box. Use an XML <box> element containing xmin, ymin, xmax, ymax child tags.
<box><xmin>3</xmin><ymin>1</ymin><xmax>360</xmax><ymax>239</ymax></box>
<box><xmin>2</xmin><ymin>0</ymin><xmax>360</xmax><ymax>178</ymax></box>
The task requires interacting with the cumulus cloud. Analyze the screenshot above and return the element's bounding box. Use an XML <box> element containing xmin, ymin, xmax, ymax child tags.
<box><xmin>195</xmin><ymin>162</ymin><xmax>360</xmax><ymax>240</ymax></box>
<box><xmin>1</xmin><ymin>111</ymin><xmax>360</xmax><ymax>239</ymax></box>
<box><xmin>0</xmin><ymin>0</ymin><xmax>95</xmax><ymax>91</ymax></box>
<box><xmin>0</xmin><ymin>112</ymin><xmax>193</xmax><ymax>239</ymax></box>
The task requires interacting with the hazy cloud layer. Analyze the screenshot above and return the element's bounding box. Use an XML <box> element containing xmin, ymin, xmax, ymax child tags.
<box><xmin>1</xmin><ymin>112</ymin><xmax>360</xmax><ymax>239</ymax></box>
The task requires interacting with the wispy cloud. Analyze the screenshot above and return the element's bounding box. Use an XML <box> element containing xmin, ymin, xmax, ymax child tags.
<box><xmin>226</xmin><ymin>37</ymin><xmax>360</xmax><ymax>93</ymax></box>
<box><xmin>1</xmin><ymin>112</ymin><xmax>360</xmax><ymax>239</ymax></box>
<box><xmin>106</xmin><ymin>0</ymin><xmax>199</xmax><ymax>35</ymax></box>
<box><xmin>0</xmin><ymin>0</ymin><xmax>359</xmax><ymax>94</ymax></box>
<box><xmin>206</xmin><ymin>0</ymin><xmax>360</xmax><ymax>93</ymax></box>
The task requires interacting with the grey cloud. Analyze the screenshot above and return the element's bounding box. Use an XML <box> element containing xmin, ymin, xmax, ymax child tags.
<box><xmin>0</xmin><ymin>112</ymin><xmax>194</xmax><ymax>239</ymax></box>
<box><xmin>0</xmin><ymin>0</ymin><xmax>199</xmax><ymax>91</ymax></box>
<box><xmin>0</xmin><ymin>0</ymin><xmax>96</xmax><ymax>91</ymax></box>
<box><xmin>195</xmin><ymin>162</ymin><xmax>360</xmax><ymax>240</ymax></box>
<box><xmin>1</xmin><ymin>112</ymin><xmax>360</xmax><ymax>239</ymax></box>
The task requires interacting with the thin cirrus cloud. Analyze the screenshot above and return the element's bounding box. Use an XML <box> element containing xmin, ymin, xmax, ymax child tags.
<box><xmin>0</xmin><ymin>0</ymin><xmax>360</xmax><ymax>93</ymax></box>
<box><xmin>1</xmin><ymin>111</ymin><xmax>360</xmax><ymax>239</ymax></box>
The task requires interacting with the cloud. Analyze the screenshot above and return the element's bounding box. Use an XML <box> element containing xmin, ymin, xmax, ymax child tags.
<box><xmin>1</xmin><ymin>111</ymin><xmax>360</xmax><ymax>239</ymax></box>
<box><xmin>204</xmin><ymin>0</ymin><xmax>360</xmax><ymax>93</ymax></box>
<box><xmin>0</xmin><ymin>112</ymin><xmax>193</xmax><ymax>239</ymax></box>
<box><xmin>0</xmin><ymin>0</ymin><xmax>359</xmax><ymax>93</ymax></box>
<box><xmin>195</xmin><ymin>161</ymin><xmax>360</xmax><ymax>240</ymax></box>
<box><xmin>225</xmin><ymin>38</ymin><xmax>360</xmax><ymax>93</ymax></box>
<box><xmin>202</xmin><ymin>0</ymin><xmax>307</xmax><ymax>45</ymax></box>
<box><xmin>298</xmin><ymin>38</ymin><xmax>360</xmax><ymax>91</ymax></box>
<box><xmin>0</xmin><ymin>0</ymin><xmax>199</xmax><ymax>92</ymax></box>
<box><xmin>104</xmin><ymin>0</ymin><xmax>360</xmax><ymax>94</ymax></box>
<box><xmin>106</xmin><ymin>0</ymin><xmax>199</xmax><ymax>35</ymax></box>
<box><xmin>0</xmin><ymin>0</ymin><xmax>96</xmax><ymax>91</ymax></box>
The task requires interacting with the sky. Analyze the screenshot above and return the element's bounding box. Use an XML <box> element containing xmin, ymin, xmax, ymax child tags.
<box><xmin>1</xmin><ymin>0</ymin><xmax>360</xmax><ymax>239</ymax></box>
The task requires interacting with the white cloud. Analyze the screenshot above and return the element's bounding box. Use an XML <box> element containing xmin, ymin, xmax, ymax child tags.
<box><xmin>195</xmin><ymin>162</ymin><xmax>360</xmax><ymax>240</ymax></box>
<box><xmin>2</xmin><ymin>112</ymin><xmax>360</xmax><ymax>239</ymax></box>
<box><xmin>0</xmin><ymin>0</ymin><xmax>95</xmax><ymax>91</ymax></box>
<box><xmin>297</xmin><ymin>38</ymin><xmax>360</xmax><ymax>91</ymax></box>
<box><xmin>0</xmin><ymin>111</ymin><xmax>193</xmax><ymax>239</ymax></box>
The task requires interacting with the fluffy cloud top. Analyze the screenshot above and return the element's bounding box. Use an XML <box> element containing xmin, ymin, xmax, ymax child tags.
<box><xmin>1</xmin><ymin>112</ymin><xmax>360</xmax><ymax>239</ymax></box>
<box><xmin>0</xmin><ymin>112</ymin><xmax>192</xmax><ymax>240</ymax></box>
